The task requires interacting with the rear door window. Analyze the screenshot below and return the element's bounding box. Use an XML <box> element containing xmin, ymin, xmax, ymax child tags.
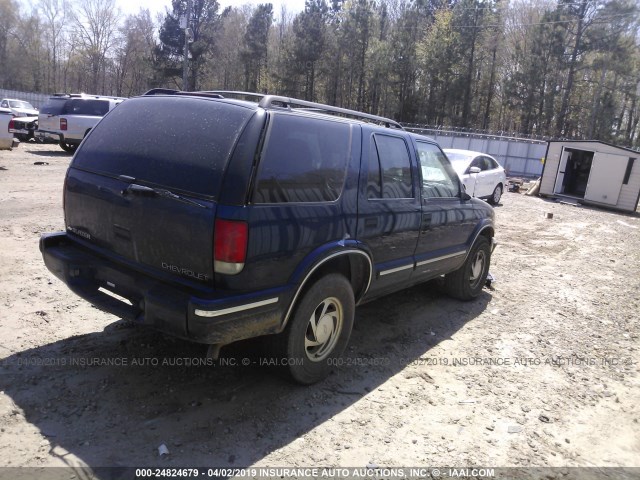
<box><xmin>485</xmin><ymin>156</ymin><xmax>500</xmax><ymax>169</ymax></box>
<box><xmin>253</xmin><ymin>114</ymin><xmax>351</xmax><ymax>203</ymax></box>
<box><xmin>368</xmin><ymin>134</ymin><xmax>413</xmax><ymax>199</ymax></box>
<box><xmin>72</xmin><ymin>97</ymin><xmax>254</xmax><ymax>198</ymax></box>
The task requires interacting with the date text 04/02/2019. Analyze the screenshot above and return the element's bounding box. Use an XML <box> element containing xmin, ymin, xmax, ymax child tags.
<box><xmin>134</xmin><ymin>467</ymin><xmax>496</xmax><ymax>478</ymax></box>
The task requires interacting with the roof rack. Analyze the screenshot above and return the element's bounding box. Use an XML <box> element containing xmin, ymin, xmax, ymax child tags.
<box><xmin>200</xmin><ymin>91</ymin><xmax>265</xmax><ymax>102</ymax></box>
<box><xmin>207</xmin><ymin>90</ymin><xmax>403</xmax><ymax>129</ymax></box>
<box><xmin>51</xmin><ymin>93</ymin><xmax>126</xmax><ymax>100</ymax></box>
<box><xmin>143</xmin><ymin>88</ymin><xmax>223</xmax><ymax>99</ymax></box>
<box><xmin>261</xmin><ymin>95</ymin><xmax>403</xmax><ymax>129</ymax></box>
<box><xmin>143</xmin><ymin>88</ymin><xmax>179</xmax><ymax>96</ymax></box>
<box><xmin>142</xmin><ymin>89</ymin><xmax>402</xmax><ymax>129</ymax></box>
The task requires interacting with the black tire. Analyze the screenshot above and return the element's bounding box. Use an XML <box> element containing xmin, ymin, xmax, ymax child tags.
<box><xmin>270</xmin><ymin>274</ymin><xmax>355</xmax><ymax>385</ymax></box>
<box><xmin>59</xmin><ymin>141</ymin><xmax>77</xmax><ymax>153</ymax></box>
<box><xmin>489</xmin><ymin>184</ymin><xmax>503</xmax><ymax>205</ymax></box>
<box><xmin>444</xmin><ymin>236</ymin><xmax>491</xmax><ymax>301</ymax></box>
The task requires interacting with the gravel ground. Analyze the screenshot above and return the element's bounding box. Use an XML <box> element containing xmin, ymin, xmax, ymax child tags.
<box><xmin>0</xmin><ymin>143</ymin><xmax>638</xmax><ymax>475</ymax></box>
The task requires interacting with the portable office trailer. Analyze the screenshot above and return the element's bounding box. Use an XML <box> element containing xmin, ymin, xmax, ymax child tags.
<box><xmin>539</xmin><ymin>140</ymin><xmax>640</xmax><ymax>213</ymax></box>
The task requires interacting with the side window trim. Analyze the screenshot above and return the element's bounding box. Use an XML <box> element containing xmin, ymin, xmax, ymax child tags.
<box><xmin>367</xmin><ymin>135</ymin><xmax>382</xmax><ymax>199</ymax></box>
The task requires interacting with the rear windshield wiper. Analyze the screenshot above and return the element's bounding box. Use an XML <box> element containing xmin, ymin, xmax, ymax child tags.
<box><xmin>122</xmin><ymin>183</ymin><xmax>207</xmax><ymax>209</ymax></box>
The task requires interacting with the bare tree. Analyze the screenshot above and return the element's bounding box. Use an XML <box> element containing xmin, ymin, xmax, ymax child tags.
<box><xmin>72</xmin><ymin>0</ymin><xmax>120</xmax><ymax>93</ymax></box>
<box><xmin>0</xmin><ymin>0</ymin><xmax>18</xmax><ymax>88</ymax></box>
<box><xmin>114</xmin><ymin>9</ymin><xmax>157</xmax><ymax>96</ymax></box>
<box><xmin>39</xmin><ymin>0</ymin><xmax>68</xmax><ymax>91</ymax></box>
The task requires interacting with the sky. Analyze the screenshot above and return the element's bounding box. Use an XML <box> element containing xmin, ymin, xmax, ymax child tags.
<box><xmin>114</xmin><ymin>0</ymin><xmax>307</xmax><ymax>18</ymax></box>
<box><xmin>17</xmin><ymin>0</ymin><xmax>306</xmax><ymax>20</ymax></box>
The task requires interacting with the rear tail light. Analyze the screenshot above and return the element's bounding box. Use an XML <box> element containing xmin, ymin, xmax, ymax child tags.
<box><xmin>60</xmin><ymin>118</ymin><xmax>67</xmax><ymax>130</ymax></box>
<box><xmin>214</xmin><ymin>219</ymin><xmax>248</xmax><ymax>275</ymax></box>
<box><xmin>8</xmin><ymin>119</ymin><xmax>14</xmax><ymax>132</ymax></box>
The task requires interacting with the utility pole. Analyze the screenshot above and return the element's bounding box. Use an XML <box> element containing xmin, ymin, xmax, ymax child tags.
<box><xmin>182</xmin><ymin>0</ymin><xmax>191</xmax><ymax>91</ymax></box>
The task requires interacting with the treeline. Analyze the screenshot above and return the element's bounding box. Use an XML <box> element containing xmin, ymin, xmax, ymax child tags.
<box><xmin>1</xmin><ymin>0</ymin><xmax>639</xmax><ymax>146</ymax></box>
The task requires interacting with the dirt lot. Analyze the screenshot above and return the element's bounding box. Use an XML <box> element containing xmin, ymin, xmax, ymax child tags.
<box><xmin>0</xmin><ymin>143</ymin><xmax>639</xmax><ymax>474</ymax></box>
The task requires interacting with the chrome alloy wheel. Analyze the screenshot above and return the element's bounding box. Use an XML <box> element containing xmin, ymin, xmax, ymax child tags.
<box><xmin>304</xmin><ymin>297</ymin><xmax>343</xmax><ymax>362</ymax></box>
<box><xmin>469</xmin><ymin>249</ymin><xmax>487</xmax><ymax>290</ymax></box>
<box><xmin>492</xmin><ymin>185</ymin><xmax>502</xmax><ymax>204</ymax></box>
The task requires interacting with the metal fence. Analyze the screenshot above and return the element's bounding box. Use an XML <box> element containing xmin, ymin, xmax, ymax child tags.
<box><xmin>404</xmin><ymin>125</ymin><xmax>547</xmax><ymax>178</ymax></box>
<box><xmin>0</xmin><ymin>89</ymin><xmax>51</xmax><ymax>109</ymax></box>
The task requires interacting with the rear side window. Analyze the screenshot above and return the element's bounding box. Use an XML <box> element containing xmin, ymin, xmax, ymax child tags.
<box><xmin>253</xmin><ymin>114</ymin><xmax>351</xmax><ymax>203</ymax></box>
<box><xmin>368</xmin><ymin>134</ymin><xmax>413</xmax><ymax>199</ymax></box>
<box><xmin>40</xmin><ymin>99</ymin><xmax>67</xmax><ymax>115</ymax></box>
<box><xmin>72</xmin><ymin>97</ymin><xmax>253</xmax><ymax>197</ymax></box>
<box><xmin>487</xmin><ymin>157</ymin><xmax>500</xmax><ymax>169</ymax></box>
<box><xmin>63</xmin><ymin>99</ymin><xmax>110</xmax><ymax>116</ymax></box>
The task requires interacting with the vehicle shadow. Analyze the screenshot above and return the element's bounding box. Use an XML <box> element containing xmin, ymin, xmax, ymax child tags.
<box><xmin>0</xmin><ymin>282</ymin><xmax>491</xmax><ymax>472</ymax></box>
<box><xmin>27</xmin><ymin>149</ymin><xmax>71</xmax><ymax>157</ymax></box>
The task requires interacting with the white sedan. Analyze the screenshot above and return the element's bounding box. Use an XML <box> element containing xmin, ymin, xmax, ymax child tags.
<box><xmin>444</xmin><ymin>149</ymin><xmax>507</xmax><ymax>205</ymax></box>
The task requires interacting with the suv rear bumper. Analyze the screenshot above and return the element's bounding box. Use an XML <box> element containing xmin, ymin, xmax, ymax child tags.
<box><xmin>40</xmin><ymin>232</ymin><xmax>285</xmax><ymax>345</ymax></box>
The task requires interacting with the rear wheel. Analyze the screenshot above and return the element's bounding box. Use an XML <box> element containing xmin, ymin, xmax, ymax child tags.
<box><xmin>489</xmin><ymin>184</ymin><xmax>503</xmax><ymax>205</ymax></box>
<box><xmin>444</xmin><ymin>236</ymin><xmax>491</xmax><ymax>301</ymax></box>
<box><xmin>271</xmin><ymin>274</ymin><xmax>355</xmax><ymax>384</ymax></box>
<box><xmin>60</xmin><ymin>141</ymin><xmax>77</xmax><ymax>153</ymax></box>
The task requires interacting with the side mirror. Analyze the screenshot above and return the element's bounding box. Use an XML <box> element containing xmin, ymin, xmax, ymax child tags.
<box><xmin>469</xmin><ymin>166</ymin><xmax>481</xmax><ymax>174</ymax></box>
<box><xmin>460</xmin><ymin>182</ymin><xmax>472</xmax><ymax>201</ymax></box>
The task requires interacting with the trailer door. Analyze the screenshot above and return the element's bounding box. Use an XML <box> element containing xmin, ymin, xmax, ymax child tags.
<box><xmin>554</xmin><ymin>148</ymin><xmax>572</xmax><ymax>194</ymax></box>
<box><xmin>584</xmin><ymin>152</ymin><xmax>628</xmax><ymax>206</ymax></box>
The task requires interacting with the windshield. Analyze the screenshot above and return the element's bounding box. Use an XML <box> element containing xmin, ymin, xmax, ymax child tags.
<box><xmin>9</xmin><ymin>100</ymin><xmax>35</xmax><ymax>109</ymax></box>
<box><xmin>444</xmin><ymin>152</ymin><xmax>473</xmax><ymax>174</ymax></box>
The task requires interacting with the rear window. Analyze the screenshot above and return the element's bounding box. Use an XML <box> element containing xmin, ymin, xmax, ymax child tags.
<box><xmin>253</xmin><ymin>114</ymin><xmax>351</xmax><ymax>203</ymax></box>
<box><xmin>72</xmin><ymin>97</ymin><xmax>254</xmax><ymax>197</ymax></box>
<box><xmin>40</xmin><ymin>99</ymin><xmax>67</xmax><ymax>115</ymax></box>
<box><xmin>63</xmin><ymin>99</ymin><xmax>110</xmax><ymax>116</ymax></box>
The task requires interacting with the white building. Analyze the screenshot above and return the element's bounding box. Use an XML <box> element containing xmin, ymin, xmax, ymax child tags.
<box><xmin>539</xmin><ymin>140</ymin><xmax>640</xmax><ymax>213</ymax></box>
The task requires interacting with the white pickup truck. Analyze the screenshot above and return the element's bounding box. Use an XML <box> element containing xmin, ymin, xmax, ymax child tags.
<box><xmin>0</xmin><ymin>98</ymin><xmax>38</xmax><ymax>117</ymax></box>
<box><xmin>37</xmin><ymin>94</ymin><xmax>125</xmax><ymax>152</ymax></box>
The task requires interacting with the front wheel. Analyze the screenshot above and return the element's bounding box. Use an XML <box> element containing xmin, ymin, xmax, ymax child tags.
<box><xmin>444</xmin><ymin>236</ymin><xmax>491</xmax><ymax>301</ymax></box>
<box><xmin>271</xmin><ymin>274</ymin><xmax>355</xmax><ymax>384</ymax></box>
<box><xmin>59</xmin><ymin>141</ymin><xmax>77</xmax><ymax>153</ymax></box>
<box><xmin>489</xmin><ymin>184</ymin><xmax>503</xmax><ymax>205</ymax></box>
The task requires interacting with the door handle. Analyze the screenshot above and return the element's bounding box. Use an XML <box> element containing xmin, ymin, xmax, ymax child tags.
<box><xmin>421</xmin><ymin>213</ymin><xmax>432</xmax><ymax>232</ymax></box>
<box><xmin>122</xmin><ymin>183</ymin><xmax>155</xmax><ymax>196</ymax></box>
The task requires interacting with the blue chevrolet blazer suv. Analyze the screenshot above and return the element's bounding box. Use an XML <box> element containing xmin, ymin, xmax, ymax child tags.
<box><xmin>40</xmin><ymin>90</ymin><xmax>496</xmax><ymax>384</ymax></box>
